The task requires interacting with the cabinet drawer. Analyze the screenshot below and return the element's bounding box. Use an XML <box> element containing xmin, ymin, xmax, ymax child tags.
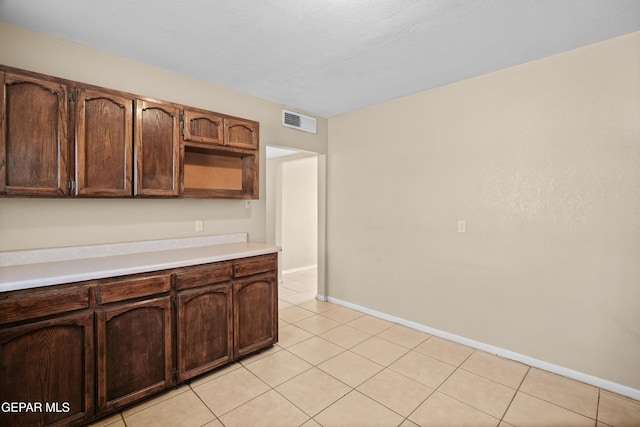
<box><xmin>175</xmin><ymin>262</ymin><xmax>232</xmax><ymax>291</ymax></box>
<box><xmin>98</xmin><ymin>274</ymin><xmax>171</xmax><ymax>304</ymax></box>
<box><xmin>0</xmin><ymin>286</ymin><xmax>91</xmax><ymax>325</ymax></box>
<box><xmin>233</xmin><ymin>254</ymin><xmax>277</xmax><ymax>278</ymax></box>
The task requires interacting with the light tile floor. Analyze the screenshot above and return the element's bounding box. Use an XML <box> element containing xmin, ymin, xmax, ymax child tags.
<box><xmin>91</xmin><ymin>267</ymin><xmax>640</xmax><ymax>427</ymax></box>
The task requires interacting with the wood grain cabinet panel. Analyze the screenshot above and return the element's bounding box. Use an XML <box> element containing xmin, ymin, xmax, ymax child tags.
<box><xmin>96</xmin><ymin>296</ymin><xmax>173</xmax><ymax>412</ymax></box>
<box><xmin>183</xmin><ymin>109</ymin><xmax>223</xmax><ymax>146</ymax></box>
<box><xmin>0</xmin><ymin>71</ymin><xmax>69</xmax><ymax>196</ymax></box>
<box><xmin>233</xmin><ymin>272</ymin><xmax>278</xmax><ymax>358</ymax></box>
<box><xmin>175</xmin><ymin>262</ymin><xmax>232</xmax><ymax>291</ymax></box>
<box><xmin>134</xmin><ymin>99</ymin><xmax>180</xmax><ymax>196</ymax></box>
<box><xmin>0</xmin><ymin>285</ymin><xmax>90</xmax><ymax>325</ymax></box>
<box><xmin>75</xmin><ymin>88</ymin><xmax>133</xmax><ymax>196</ymax></box>
<box><xmin>234</xmin><ymin>254</ymin><xmax>278</xmax><ymax>278</ymax></box>
<box><xmin>97</xmin><ymin>273</ymin><xmax>171</xmax><ymax>304</ymax></box>
<box><xmin>223</xmin><ymin>118</ymin><xmax>258</xmax><ymax>149</ymax></box>
<box><xmin>0</xmin><ymin>311</ymin><xmax>94</xmax><ymax>427</ymax></box>
<box><xmin>177</xmin><ymin>284</ymin><xmax>233</xmax><ymax>381</ymax></box>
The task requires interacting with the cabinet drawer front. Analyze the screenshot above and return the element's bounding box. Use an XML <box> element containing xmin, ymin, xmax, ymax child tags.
<box><xmin>233</xmin><ymin>254</ymin><xmax>277</xmax><ymax>278</ymax></box>
<box><xmin>175</xmin><ymin>262</ymin><xmax>232</xmax><ymax>290</ymax></box>
<box><xmin>98</xmin><ymin>274</ymin><xmax>171</xmax><ymax>304</ymax></box>
<box><xmin>0</xmin><ymin>287</ymin><xmax>90</xmax><ymax>325</ymax></box>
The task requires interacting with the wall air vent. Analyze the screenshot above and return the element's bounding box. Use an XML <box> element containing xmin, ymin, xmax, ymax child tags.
<box><xmin>282</xmin><ymin>109</ymin><xmax>317</xmax><ymax>134</ymax></box>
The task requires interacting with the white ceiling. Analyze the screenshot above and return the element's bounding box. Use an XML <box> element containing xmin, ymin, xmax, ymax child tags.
<box><xmin>1</xmin><ymin>0</ymin><xmax>639</xmax><ymax>118</ymax></box>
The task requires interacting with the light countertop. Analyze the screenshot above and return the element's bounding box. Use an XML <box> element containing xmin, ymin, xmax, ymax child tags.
<box><xmin>0</xmin><ymin>234</ymin><xmax>280</xmax><ymax>293</ymax></box>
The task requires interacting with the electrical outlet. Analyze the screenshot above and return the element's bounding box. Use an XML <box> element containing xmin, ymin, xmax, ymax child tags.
<box><xmin>457</xmin><ymin>220</ymin><xmax>466</xmax><ymax>233</ymax></box>
<box><xmin>195</xmin><ymin>220</ymin><xmax>204</xmax><ymax>233</ymax></box>
<box><xmin>245</xmin><ymin>200</ymin><xmax>252</xmax><ymax>209</ymax></box>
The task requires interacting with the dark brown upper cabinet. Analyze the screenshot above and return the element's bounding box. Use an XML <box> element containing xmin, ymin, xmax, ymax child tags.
<box><xmin>181</xmin><ymin>111</ymin><xmax>260</xmax><ymax>199</ymax></box>
<box><xmin>183</xmin><ymin>108</ymin><xmax>223</xmax><ymax>146</ymax></box>
<box><xmin>0</xmin><ymin>65</ymin><xmax>260</xmax><ymax>200</ymax></box>
<box><xmin>224</xmin><ymin>117</ymin><xmax>258</xmax><ymax>149</ymax></box>
<box><xmin>134</xmin><ymin>99</ymin><xmax>180</xmax><ymax>197</ymax></box>
<box><xmin>0</xmin><ymin>71</ymin><xmax>70</xmax><ymax>196</ymax></box>
<box><xmin>75</xmin><ymin>88</ymin><xmax>133</xmax><ymax>197</ymax></box>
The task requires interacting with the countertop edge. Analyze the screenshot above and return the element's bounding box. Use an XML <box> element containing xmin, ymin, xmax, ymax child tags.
<box><xmin>0</xmin><ymin>242</ymin><xmax>281</xmax><ymax>293</ymax></box>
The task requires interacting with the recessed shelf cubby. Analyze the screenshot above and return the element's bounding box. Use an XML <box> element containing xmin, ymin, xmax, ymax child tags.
<box><xmin>181</xmin><ymin>144</ymin><xmax>258</xmax><ymax>199</ymax></box>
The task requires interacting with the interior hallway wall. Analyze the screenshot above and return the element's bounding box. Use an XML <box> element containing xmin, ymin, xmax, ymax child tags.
<box><xmin>281</xmin><ymin>156</ymin><xmax>318</xmax><ymax>271</ymax></box>
<box><xmin>327</xmin><ymin>32</ymin><xmax>640</xmax><ymax>391</ymax></box>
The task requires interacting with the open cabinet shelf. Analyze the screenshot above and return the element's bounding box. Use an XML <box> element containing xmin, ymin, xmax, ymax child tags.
<box><xmin>181</xmin><ymin>143</ymin><xmax>258</xmax><ymax>199</ymax></box>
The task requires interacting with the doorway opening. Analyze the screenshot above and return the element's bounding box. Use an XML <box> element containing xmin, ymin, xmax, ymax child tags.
<box><xmin>266</xmin><ymin>146</ymin><xmax>326</xmax><ymax>305</ymax></box>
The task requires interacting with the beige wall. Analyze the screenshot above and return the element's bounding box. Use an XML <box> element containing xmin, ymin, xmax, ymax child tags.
<box><xmin>0</xmin><ymin>22</ymin><xmax>327</xmax><ymax>251</ymax></box>
<box><xmin>327</xmin><ymin>32</ymin><xmax>640</xmax><ymax>390</ymax></box>
<box><xmin>281</xmin><ymin>156</ymin><xmax>318</xmax><ymax>271</ymax></box>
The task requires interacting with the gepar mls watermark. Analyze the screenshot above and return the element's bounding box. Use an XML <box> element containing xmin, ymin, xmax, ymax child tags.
<box><xmin>1</xmin><ymin>401</ymin><xmax>70</xmax><ymax>413</ymax></box>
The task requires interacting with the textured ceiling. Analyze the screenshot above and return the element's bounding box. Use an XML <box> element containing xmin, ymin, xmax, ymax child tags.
<box><xmin>1</xmin><ymin>0</ymin><xmax>639</xmax><ymax>118</ymax></box>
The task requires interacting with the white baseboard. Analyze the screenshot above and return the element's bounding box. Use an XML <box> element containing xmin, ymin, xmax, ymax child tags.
<box><xmin>282</xmin><ymin>264</ymin><xmax>317</xmax><ymax>275</ymax></box>
<box><xmin>326</xmin><ymin>296</ymin><xmax>640</xmax><ymax>401</ymax></box>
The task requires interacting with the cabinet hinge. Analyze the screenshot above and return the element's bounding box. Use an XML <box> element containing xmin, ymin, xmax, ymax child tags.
<box><xmin>179</xmin><ymin>114</ymin><xmax>185</xmax><ymax>138</ymax></box>
<box><xmin>68</xmin><ymin>180</ymin><xmax>76</xmax><ymax>191</ymax></box>
<box><xmin>68</xmin><ymin>91</ymin><xmax>76</xmax><ymax>103</ymax></box>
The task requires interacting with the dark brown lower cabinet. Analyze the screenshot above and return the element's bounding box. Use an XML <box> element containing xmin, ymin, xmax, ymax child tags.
<box><xmin>0</xmin><ymin>312</ymin><xmax>94</xmax><ymax>427</ymax></box>
<box><xmin>0</xmin><ymin>252</ymin><xmax>277</xmax><ymax>426</ymax></box>
<box><xmin>177</xmin><ymin>284</ymin><xmax>233</xmax><ymax>381</ymax></box>
<box><xmin>233</xmin><ymin>272</ymin><xmax>278</xmax><ymax>358</ymax></box>
<box><xmin>96</xmin><ymin>296</ymin><xmax>173</xmax><ymax>413</ymax></box>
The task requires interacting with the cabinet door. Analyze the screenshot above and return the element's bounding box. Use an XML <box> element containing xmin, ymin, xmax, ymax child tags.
<box><xmin>233</xmin><ymin>272</ymin><xmax>278</xmax><ymax>358</ymax></box>
<box><xmin>183</xmin><ymin>109</ymin><xmax>223</xmax><ymax>146</ymax></box>
<box><xmin>75</xmin><ymin>88</ymin><xmax>133</xmax><ymax>196</ymax></box>
<box><xmin>0</xmin><ymin>312</ymin><xmax>94</xmax><ymax>427</ymax></box>
<box><xmin>96</xmin><ymin>296</ymin><xmax>172</xmax><ymax>412</ymax></box>
<box><xmin>177</xmin><ymin>284</ymin><xmax>232</xmax><ymax>381</ymax></box>
<box><xmin>0</xmin><ymin>71</ymin><xmax>69</xmax><ymax>196</ymax></box>
<box><xmin>134</xmin><ymin>100</ymin><xmax>180</xmax><ymax>196</ymax></box>
<box><xmin>224</xmin><ymin>118</ymin><xmax>258</xmax><ymax>149</ymax></box>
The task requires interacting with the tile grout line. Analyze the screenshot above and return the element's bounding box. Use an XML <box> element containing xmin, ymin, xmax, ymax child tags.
<box><xmin>187</xmin><ymin>382</ymin><xmax>224</xmax><ymax>425</ymax></box>
<box><xmin>515</xmin><ymin>388</ymin><xmax>601</xmax><ymax>422</ymax></box>
<box><xmin>284</xmin><ymin>312</ymin><xmax>412</xmax><ymax>424</ymax></box>
<box><xmin>595</xmin><ymin>388</ymin><xmax>601</xmax><ymax>425</ymax></box>
<box><xmin>498</xmin><ymin>364</ymin><xmax>531</xmax><ymax>425</ymax></box>
<box><xmin>428</xmin><ymin>350</ymin><xmax>513</xmax><ymax>423</ymax></box>
<box><xmin>402</xmin><ymin>349</ymin><xmax>479</xmax><ymax>425</ymax></box>
<box><xmin>259</xmin><ymin>314</ymin><xmax>367</xmax><ymax>427</ymax></box>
